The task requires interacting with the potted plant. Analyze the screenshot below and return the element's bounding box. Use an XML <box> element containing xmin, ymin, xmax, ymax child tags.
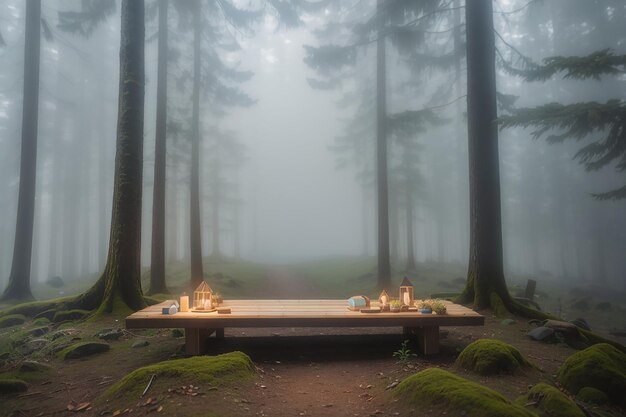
<box><xmin>389</xmin><ymin>299</ymin><xmax>402</xmax><ymax>313</ymax></box>
<box><xmin>417</xmin><ymin>300</ymin><xmax>433</xmax><ymax>314</ymax></box>
<box><xmin>432</xmin><ymin>300</ymin><xmax>447</xmax><ymax>315</ymax></box>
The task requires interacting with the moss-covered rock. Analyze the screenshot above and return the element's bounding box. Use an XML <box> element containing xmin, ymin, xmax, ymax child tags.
<box><xmin>52</xmin><ymin>309</ymin><xmax>89</xmax><ymax>323</ymax></box>
<box><xmin>557</xmin><ymin>343</ymin><xmax>626</xmax><ymax>405</ymax></box>
<box><xmin>58</xmin><ymin>342</ymin><xmax>110</xmax><ymax>360</ymax></box>
<box><xmin>171</xmin><ymin>329</ymin><xmax>184</xmax><ymax>338</ymax></box>
<box><xmin>0</xmin><ymin>379</ymin><xmax>28</xmax><ymax>394</ymax></box>
<box><xmin>515</xmin><ymin>383</ymin><xmax>584</xmax><ymax>417</ymax></box>
<box><xmin>0</xmin><ymin>314</ymin><xmax>26</xmax><ymax>328</ymax></box>
<box><xmin>456</xmin><ymin>339</ymin><xmax>531</xmax><ymax>375</ymax></box>
<box><xmin>393</xmin><ymin>368</ymin><xmax>535</xmax><ymax>417</ymax></box>
<box><xmin>576</xmin><ymin>386</ymin><xmax>608</xmax><ymax>405</ymax></box>
<box><xmin>103</xmin><ymin>351</ymin><xmax>255</xmax><ymax>400</ymax></box>
<box><xmin>19</xmin><ymin>360</ymin><xmax>52</xmax><ymax>373</ymax></box>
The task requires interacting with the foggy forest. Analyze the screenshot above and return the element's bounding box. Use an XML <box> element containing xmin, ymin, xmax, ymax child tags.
<box><xmin>0</xmin><ymin>1</ymin><xmax>625</xmax><ymax>416</ymax></box>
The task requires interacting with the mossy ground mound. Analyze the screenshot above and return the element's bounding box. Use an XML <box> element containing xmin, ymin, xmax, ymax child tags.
<box><xmin>515</xmin><ymin>383</ymin><xmax>584</xmax><ymax>417</ymax></box>
<box><xmin>103</xmin><ymin>351</ymin><xmax>255</xmax><ymax>400</ymax></box>
<box><xmin>557</xmin><ymin>343</ymin><xmax>626</xmax><ymax>405</ymax></box>
<box><xmin>0</xmin><ymin>379</ymin><xmax>28</xmax><ymax>394</ymax></box>
<box><xmin>576</xmin><ymin>387</ymin><xmax>608</xmax><ymax>405</ymax></box>
<box><xmin>58</xmin><ymin>342</ymin><xmax>110</xmax><ymax>360</ymax></box>
<box><xmin>53</xmin><ymin>309</ymin><xmax>89</xmax><ymax>323</ymax></box>
<box><xmin>456</xmin><ymin>339</ymin><xmax>531</xmax><ymax>375</ymax></box>
<box><xmin>393</xmin><ymin>368</ymin><xmax>535</xmax><ymax>417</ymax></box>
<box><xmin>0</xmin><ymin>314</ymin><xmax>26</xmax><ymax>328</ymax></box>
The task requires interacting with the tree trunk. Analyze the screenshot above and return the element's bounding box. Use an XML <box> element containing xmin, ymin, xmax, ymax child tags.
<box><xmin>72</xmin><ymin>0</ymin><xmax>146</xmax><ymax>313</ymax></box>
<box><xmin>210</xmin><ymin>140</ymin><xmax>221</xmax><ymax>259</ymax></box>
<box><xmin>2</xmin><ymin>0</ymin><xmax>41</xmax><ymax>301</ymax></box>
<box><xmin>148</xmin><ymin>0</ymin><xmax>169</xmax><ymax>295</ymax></box>
<box><xmin>457</xmin><ymin>0</ymin><xmax>513</xmax><ymax>314</ymax></box>
<box><xmin>405</xmin><ymin>190</ymin><xmax>416</xmax><ymax>272</ymax></box>
<box><xmin>376</xmin><ymin>0</ymin><xmax>391</xmax><ymax>289</ymax></box>
<box><xmin>189</xmin><ymin>0</ymin><xmax>204</xmax><ymax>287</ymax></box>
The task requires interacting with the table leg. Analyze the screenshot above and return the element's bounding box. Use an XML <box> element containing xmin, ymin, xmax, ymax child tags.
<box><xmin>403</xmin><ymin>326</ymin><xmax>439</xmax><ymax>355</ymax></box>
<box><xmin>185</xmin><ymin>328</ymin><xmax>214</xmax><ymax>355</ymax></box>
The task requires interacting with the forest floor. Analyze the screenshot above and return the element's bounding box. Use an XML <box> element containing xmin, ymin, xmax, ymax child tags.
<box><xmin>0</xmin><ymin>260</ymin><xmax>625</xmax><ymax>417</ymax></box>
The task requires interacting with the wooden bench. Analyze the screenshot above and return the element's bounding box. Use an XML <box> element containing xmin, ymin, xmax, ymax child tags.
<box><xmin>126</xmin><ymin>300</ymin><xmax>484</xmax><ymax>356</ymax></box>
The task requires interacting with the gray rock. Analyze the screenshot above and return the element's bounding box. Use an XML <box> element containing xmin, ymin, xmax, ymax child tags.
<box><xmin>527</xmin><ymin>327</ymin><xmax>555</xmax><ymax>342</ymax></box>
<box><xmin>61</xmin><ymin>342</ymin><xmax>110</xmax><ymax>360</ymax></box>
<box><xmin>51</xmin><ymin>328</ymin><xmax>80</xmax><ymax>340</ymax></box>
<box><xmin>46</xmin><ymin>276</ymin><xmax>64</xmax><ymax>288</ymax></box>
<box><xmin>19</xmin><ymin>360</ymin><xmax>52</xmax><ymax>372</ymax></box>
<box><xmin>571</xmin><ymin>318</ymin><xmax>591</xmax><ymax>331</ymax></box>
<box><xmin>98</xmin><ymin>329</ymin><xmax>123</xmax><ymax>341</ymax></box>
<box><xmin>131</xmin><ymin>340</ymin><xmax>150</xmax><ymax>348</ymax></box>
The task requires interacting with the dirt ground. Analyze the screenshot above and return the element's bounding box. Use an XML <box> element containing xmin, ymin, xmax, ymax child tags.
<box><xmin>1</xmin><ymin>266</ymin><xmax>624</xmax><ymax>417</ymax></box>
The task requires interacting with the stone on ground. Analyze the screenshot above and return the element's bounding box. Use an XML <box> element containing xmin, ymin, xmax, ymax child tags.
<box><xmin>58</xmin><ymin>342</ymin><xmax>110</xmax><ymax>360</ymax></box>
<box><xmin>131</xmin><ymin>340</ymin><xmax>149</xmax><ymax>348</ymax></box>
<box><xmin>527</xmin><ymin>327</ymin><xmax>555</xmax><ymax>342</ymax></box>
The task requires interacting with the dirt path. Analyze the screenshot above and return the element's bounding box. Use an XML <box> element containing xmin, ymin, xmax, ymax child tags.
<box><xmin>260</xmin><ymin>265</ymin><xmax>322</xmax><ymax>299</ymax></box>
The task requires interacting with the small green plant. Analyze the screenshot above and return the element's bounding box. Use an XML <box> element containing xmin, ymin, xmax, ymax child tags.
<box><xmin>432</xmin><ymin>301</ymin><xmax>447</xmax><ymax>314</ymax></box>
<box><xmin>417</xmin><ymin>300</ymin><xmax>432</xmax><ymax>309</ymax></box>
<box><xmin>393</xmin><ymin>340</ymin><xmax>417</xmax><ymax>363</ymax></box>
<box><xmin>389</xmin><ymin>300</ymin><xmax>402</xmax><ymax>309</ymax></box>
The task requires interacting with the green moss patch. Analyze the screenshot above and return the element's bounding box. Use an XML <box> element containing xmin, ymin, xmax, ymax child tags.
<box><xmin>58</xmin><ymin>342</ymin><xmax>110</xmax><ymax>360</ymax></box>
<box><xmin>53</xmin><ymin>309</ymin><xmax>89</xmax><ymax>323</ymax></box>
<box><xmin>103</xmin><ymin>351</ymin><xmax>255</xmax><ymax>400</ymax></box>
<box><xmin>0</xmin><ymin>379</ymin><xmax>28</xmax><ymax>394</ymax></box>
<box><xmin>557</xmin><ymin>343</ymin><xmax>626</xmax><ymax>405</ymax></box>
<box><xmin>516</xmin><ymin>383</ymin><xmax>584</xmax><ymax>417</ymax></box>
<box><xmin>576</xmin><ymin>387</ymin><xmax>608</xmax><ymax>405</ymax></box>
<box><xmin>0</xmin><ymin>314</ymin><xmax>26</xmax><ymax>328</ymax></box>
<box><xmin>456</xmin><ymin>339</ymin><xmax>532</xmax><ymax>375</ymax></box>
<box><xmin>393</xmin><ymin>368</ymin><xmax>535</xmax><ymax>417</ymax></box>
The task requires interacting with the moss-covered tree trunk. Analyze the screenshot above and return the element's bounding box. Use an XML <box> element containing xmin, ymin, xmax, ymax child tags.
<box><xmin>1</xmin><ymin>0</ymin><xmax>41</xmax><ymax>302</ymax></box>
<box><xmin>72</xmin><ymin>0</ymin><xmax>146</xmax><ymax>314</ymax></box>
<box><xmin>456</xmin><ymin>0</ymin><xmax>513</xmax><ymax>314</ymax></box>
<box><xmin>376</xmin><ymin>0</ymin><xmax>391</xmax><ymax>290</ymax></box>
<box><xmin>189</xmin><ymin>0</ymin><xmax>204</xmax><ymax>288</ymax></box>
<box><xmin>148</xmin><ymin>0</ymin><xmax>169</xmax><ymax>295</ymax></box>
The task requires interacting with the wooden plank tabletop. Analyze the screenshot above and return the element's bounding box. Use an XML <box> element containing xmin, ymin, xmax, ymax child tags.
<box><xmin>126</xmin><ymin>300</ymin><xmax>484</xmax><ymax>329</ymax></box>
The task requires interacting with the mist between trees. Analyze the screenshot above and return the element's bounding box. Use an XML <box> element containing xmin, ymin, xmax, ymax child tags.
<box><xmin>0</xmin><ymin>0</ymin><xmax>625</xmax><ymax>301</ymax></box>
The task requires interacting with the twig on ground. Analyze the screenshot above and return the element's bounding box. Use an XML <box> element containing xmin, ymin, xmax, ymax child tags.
<box><xmin>141</xmin><ymin>374</ymin><xmax>157</xmax><ymax>398</ymax></box>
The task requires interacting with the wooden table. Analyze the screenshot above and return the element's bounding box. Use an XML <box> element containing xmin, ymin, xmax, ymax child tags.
<box><xmin>126</xmin><ymin>300</ymin><xmax>484</xmax><ymax>355</ymax></box>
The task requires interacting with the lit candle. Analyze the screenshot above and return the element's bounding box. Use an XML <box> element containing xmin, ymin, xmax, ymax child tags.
<box><xmin>180</xmin><ymin>295</ymin><xmax>189</xmax><ymax>312</ymax></box>
<box><xmin>403</xmin><ymin>291</ymin><xmax>411</xmax><ymax>306</ymax></box>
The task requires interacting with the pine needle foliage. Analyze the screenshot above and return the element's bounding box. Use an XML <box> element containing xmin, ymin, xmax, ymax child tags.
<box><xmin>499</xmin><ymin>49</ymin><xmax>626</xmax><ymax>200</ymax></box>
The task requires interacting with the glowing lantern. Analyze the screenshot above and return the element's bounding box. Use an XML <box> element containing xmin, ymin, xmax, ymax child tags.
<box><xmin>399</xmin><ymin>276</ymin><xmax>414</xmax><ymax>307</ymax></box>
<box><xmin>193</xmin><ymin>281</ymin><xmax>213</xmax><ymax>311</ymax></box>
<box><xmin>379</xmin><ymin>289</ymin><xmax>390</xmax><ymax>308</ymax></box>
